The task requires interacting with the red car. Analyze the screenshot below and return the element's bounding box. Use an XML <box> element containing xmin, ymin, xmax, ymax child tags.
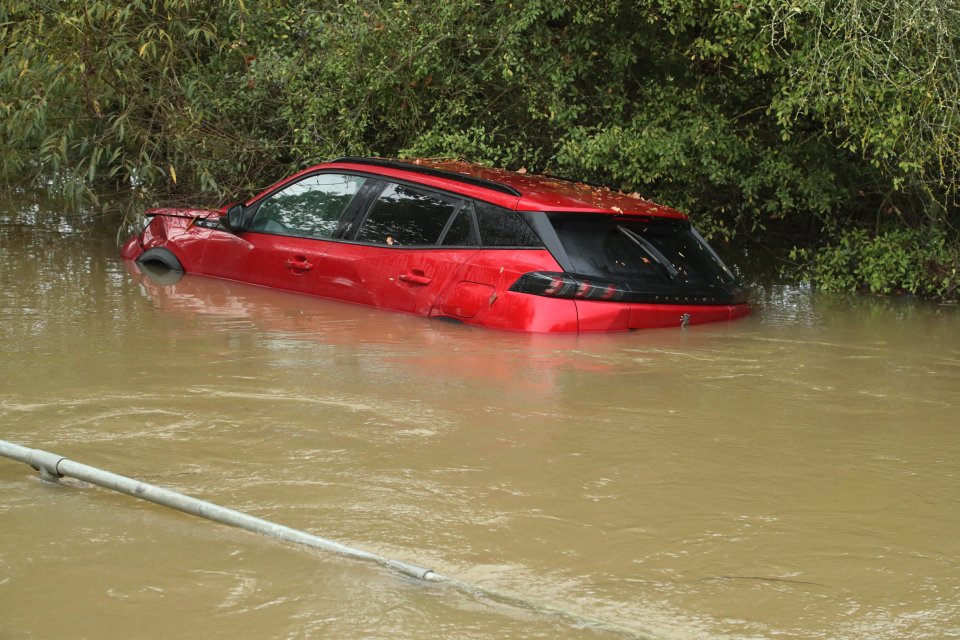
<box><xmin>121</xmin><ymin>157</ymin><xmax>749</xmax><ymax>332</ymax></box>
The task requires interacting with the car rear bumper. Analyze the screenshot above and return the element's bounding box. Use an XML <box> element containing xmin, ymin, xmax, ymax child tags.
<box><xmin>575</xmin><ymin>299</ymin><xmax>751</xmax><ymax>331</ymax></box>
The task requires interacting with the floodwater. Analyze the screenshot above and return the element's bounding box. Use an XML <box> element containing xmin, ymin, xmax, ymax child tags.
<box><xmin>1</xmin><ymin>194</ymin><xmax>958</xmax><ymax>640</ymax></box>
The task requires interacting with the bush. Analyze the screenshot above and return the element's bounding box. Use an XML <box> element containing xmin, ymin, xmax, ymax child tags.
<box><xmin>1</xmin><ymin>0</ymin><xmax>958</xmax><ymax>298</ymax></box>
<box><xmin>790</xmin><ymin>227</ymin><xmax>960</xmax><ymax>301</ymax></box>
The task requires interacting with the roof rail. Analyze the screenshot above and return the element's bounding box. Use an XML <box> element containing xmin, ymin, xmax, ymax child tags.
<box><xmin>330</xmin><ymin>157</ymin><xmax>522</xmax><ymax>197</ymax></box>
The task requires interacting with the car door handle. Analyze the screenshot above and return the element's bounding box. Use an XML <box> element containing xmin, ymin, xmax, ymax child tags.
<box><xmin>398</xmin><ymin>273</ymin><xmax>432</xmax><ymax>285</ymax></box>
<box><xmin>286</xmin><ymin>257</ymin><xmax>313</xmax><ymax>271</ymax></box>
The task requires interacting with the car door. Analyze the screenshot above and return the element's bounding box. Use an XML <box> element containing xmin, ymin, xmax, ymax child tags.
<box><xmin>313</xmin><ymin>181</ymin><xmax>479</xmax><ymax>315</ymax></box>
<box><xmin>199</xmin><ymin>173</ymin><xmax>369</xmax><ymax>294</ymax></box>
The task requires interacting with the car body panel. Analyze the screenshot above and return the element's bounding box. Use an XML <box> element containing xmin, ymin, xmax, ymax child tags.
<box><xmin>436</xmin><ymin>282</ymin><xmax>496</xmax><ymax>319</ymax></box>
<box><xmin>310</xmin><ymin>243</ymin><xmax>480</xmax><ymax>314</ymax></box>
<box><xmin>200</xmin><ymin>230</ymin><xmax>322</xmax><ymax>295</ymax></box>
<box><xmin>121</xmin><ymin>208</ymin><xmax>215</xmax><ymax>270</ymax></box>
<box><xmin>575</xmin><ymin>299</ymin><xmax>750</xmax><ymax>332</ymax></box>
<box><xmin>430</xmin><ymin>249</ymin><xmax>578</xmax><ymax>330</ymax></box>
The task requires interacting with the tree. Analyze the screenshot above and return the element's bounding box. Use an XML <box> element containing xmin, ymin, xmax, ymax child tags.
<box><xmin>2</xmin><ymin>0</ymin><xmax>958</xmax><ymax>297</ymax></box>
<box><xmin>0</xmin><ymin>0</ymin><xmax>279</xmax><ymax>207</ymax></box>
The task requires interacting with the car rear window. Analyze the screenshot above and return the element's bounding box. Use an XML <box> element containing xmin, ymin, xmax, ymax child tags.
<box><xmin>547</xmin><ymin>213</ymin><xmax>736</xmax><ymax>286</ymax></box>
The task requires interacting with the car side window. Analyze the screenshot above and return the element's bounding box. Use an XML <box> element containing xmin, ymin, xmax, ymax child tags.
<box><xmin>249</xmin><ymin>173</ymin><xmax>366</xmax><ymax>239</ymax></box>
<box><xmin>439</xmin><ymin>202</ymin><xmax>479</xmax><ymax>246</ymax></box>
<box><xmin>475</xmin><ymin>201</ymin><xmax>543</xmax><ymax>247</ymax></box>
<box><xmin>355</xmin><ymin>183</ymin><xmax>460</xmax><ymax>246</ymax></box>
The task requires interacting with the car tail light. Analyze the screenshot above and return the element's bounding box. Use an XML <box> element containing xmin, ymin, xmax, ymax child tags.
<box><xmin>509</xmin><ymin>271</ymin><xmax>626</xmax><ymax>301</ymax></box>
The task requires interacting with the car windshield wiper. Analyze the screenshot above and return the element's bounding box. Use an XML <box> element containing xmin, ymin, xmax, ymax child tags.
<box><xmin>617</xmin><ymin>225</ymin><xmax>680</xmax><ymax>281</ymax></box>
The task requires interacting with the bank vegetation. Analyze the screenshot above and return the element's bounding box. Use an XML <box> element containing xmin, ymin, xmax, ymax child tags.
<box><xmin>2</xmin><ymin>0</ymin><xmax>958</xmax><ymax>299</ymax></box>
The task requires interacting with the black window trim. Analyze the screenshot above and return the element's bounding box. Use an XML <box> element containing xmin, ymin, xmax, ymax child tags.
<box><xmin>333</xmin><ymin>178</ymin><xmax>387</xmax><ymax>240</ymax></box>
<box><xmin>436</xmin><ymin>201</ymin><xmax>472</xmax><ymax>246</ymax></box>
<box><xmin>516</xmin><ymin>210</ymin><xmax>571</xmax><ymax>264</ymax></box>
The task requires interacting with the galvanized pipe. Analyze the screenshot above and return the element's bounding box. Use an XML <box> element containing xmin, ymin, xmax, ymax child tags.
<box><xmin>0</xmin><ymin>439</ymin><xmax>660</xmax><ymax>639</ymax></box>
<box><xmin>0</xmin><ymin>439</ymin><xmax>440</xmax><ymax>581</ymax></box>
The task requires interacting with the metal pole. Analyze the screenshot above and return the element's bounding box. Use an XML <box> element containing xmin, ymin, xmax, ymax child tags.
<box><xmin>0</xmin><ymin>439</ymin><xmax>439</xmax><ymax>581</ymax></box>
<box><xmin>0</xmin><ymin>439</ymin><xmax>660</xmax><ymax>639</ymax></box>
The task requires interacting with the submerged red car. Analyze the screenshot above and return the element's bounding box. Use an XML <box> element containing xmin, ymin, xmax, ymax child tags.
<box><xmin>121</xmin><ymin>157</ymin><xmax>750</xmax><ymax>332</ymax></box>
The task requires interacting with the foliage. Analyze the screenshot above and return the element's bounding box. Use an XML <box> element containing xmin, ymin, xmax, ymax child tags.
<box><xmin>0</xmin><ymin>0</ymin><xmax>281</xmax><ymax>209</ymax></box>
<box><xmin>1</xmin><ymin>0</ymin><xmax>958</xmax><ymax>298</ymax></box>
<box><xmin>790</xmin><ymin>226</ymin><xmax>960</xmax><ymax>300</ymax></box>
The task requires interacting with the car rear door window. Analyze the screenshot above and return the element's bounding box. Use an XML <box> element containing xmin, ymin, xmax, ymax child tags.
<box><xmin>249</xmin><ymin>173</ymin><xmax>366</xmax><ymax>239</ymax></box>
<box><xmin>354</xmin><ymin>183</ymin><xmax>460</xmax><ymax>246</ymax></box>
<box><xmin>439</xmin><ymin>205</ymin><xmax>479</xmax><ymax>246</ymax></box>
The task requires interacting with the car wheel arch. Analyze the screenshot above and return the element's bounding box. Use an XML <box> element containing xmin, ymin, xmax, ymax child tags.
<box><xmin>136</xmin><ymin>247</ymin><xmax>184</xmax><ymax>272</ymax></box>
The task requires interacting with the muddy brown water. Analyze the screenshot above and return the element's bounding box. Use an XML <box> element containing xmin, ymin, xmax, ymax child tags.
<box><xmin>1</xmin><ymin>195</ymin><xmax>958</xmax><ymax>639</ymax></box>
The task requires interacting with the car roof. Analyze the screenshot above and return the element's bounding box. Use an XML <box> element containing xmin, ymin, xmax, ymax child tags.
<box><xmin>319</xmin><ymin>157</ymin><xmax>687</xmax><ymax>220</ymax></box>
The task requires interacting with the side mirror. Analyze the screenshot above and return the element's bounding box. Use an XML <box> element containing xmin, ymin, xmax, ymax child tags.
<box><xmin>219</xmin><ymin>203</ymin><xmax>246</xmax><ymax>233</ymax></box>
